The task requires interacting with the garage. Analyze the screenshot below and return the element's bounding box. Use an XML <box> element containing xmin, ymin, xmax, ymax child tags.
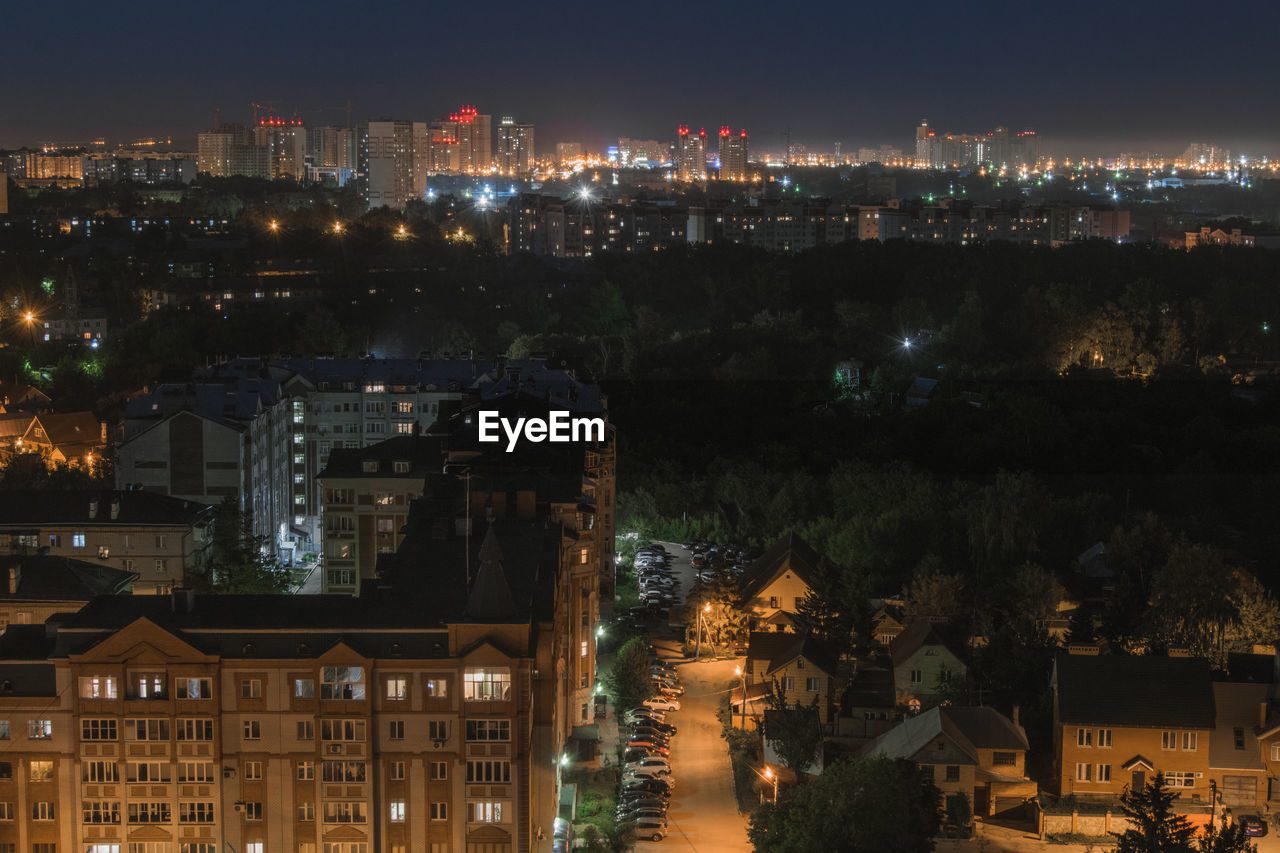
<box><xmin>1221</xmin><ymin>775</ymin><xmax>1258</xmax><ymax>808</ymax></box>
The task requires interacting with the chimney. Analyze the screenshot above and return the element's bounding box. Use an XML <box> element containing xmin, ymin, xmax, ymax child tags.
<box><xmin>1012</xmin><ymin>705</ymin><xmax>1021</xmax><ymax>729</ymax></box>
<box><xmin>170</xmin><ymin>588</ymin><xmax>196</xmax><ymax>614</ymax></box>
<box><xmin>1260</xmin><ymin>701</ymin><xmax>1269</xmax><ymax>731</ymax></box>
<box><xmin>7</xmin><ymin>566</ymin><xmax>19</xmax><ymax>594</ymax></box>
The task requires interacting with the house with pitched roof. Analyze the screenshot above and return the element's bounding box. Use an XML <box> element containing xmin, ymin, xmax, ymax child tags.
<box><xmin>742</xmin><ymin>631</ymin><xmax>839</xmax><ymax>726</ymax></box>
<box><xmin>19</xmin><ymin>412</ymin><xmax>106</xmax><ymax>466</ymax></box>
<box><xmin>1052</xmin><ymin>652</ymin><xmax>1216</xmax><ymax>802</ymax></box>
<box><xmin>861</xmin><ymin>705</ymin><xmax>1034</xmax><ymax>816</ymax></box>
<box><xmin>889</xmin><ymin>620</ymin><xmax>967</xmax><ymax>709</ymax></box>
<box><xmin>737</xmin><ymin>532</ymin><xmax>821</xmax><ymax>633</ymax></box>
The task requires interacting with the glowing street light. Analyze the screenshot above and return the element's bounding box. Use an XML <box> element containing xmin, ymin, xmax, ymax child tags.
<box><xmin>269</xmin><ymin>220</ymin><xmax>279</xmax><ymax>232</ymax></box>
<box><xmin>332</xmin><ymin>222</ymin><xmax>343</xmax><ymax>235</ymax></box>
<box><xmin>734</xmin><ymin>665</ymin><xmax>748</xmax><ymax>730</ymax></box>
<box><xmin>696</xmin><ymin>602</ymin><xmax>712</xmax><ymax>660</ymax></box>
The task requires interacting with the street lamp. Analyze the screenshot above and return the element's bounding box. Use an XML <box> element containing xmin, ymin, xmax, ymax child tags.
<box><xmin>734</xmin><ymin>666</ymin><xmax>747</xmax><ymax>730</ymax></box>
<box><xmin>752</xmin><ymin>766</ymin><xmax>779</xmax><ymax>804</ymax></box>
<box><xmin>695</xmin><ymin>602</ymin><xmax>711</xmax><ymax>660</ymax></box>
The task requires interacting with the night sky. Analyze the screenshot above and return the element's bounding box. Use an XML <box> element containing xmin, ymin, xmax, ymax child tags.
<box><xmin>5</xmin><ymin>0</ymin><xmax>1279</xmax><ymax>156</ymax></box>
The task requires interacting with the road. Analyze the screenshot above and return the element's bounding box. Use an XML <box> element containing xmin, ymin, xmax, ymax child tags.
<box><xmin>634</xmin><ymin>541</ymin><xmax>750</xmax><ymax>852</ymax></box>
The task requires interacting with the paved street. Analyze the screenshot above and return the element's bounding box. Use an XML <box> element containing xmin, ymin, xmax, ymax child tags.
<box><xmin>633</xmin><ymin>542</ymin><xmax>750</xmax><ymax>851</ymax></box>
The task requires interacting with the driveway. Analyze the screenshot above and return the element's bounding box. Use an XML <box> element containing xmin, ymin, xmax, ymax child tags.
<box><xmin>633</xmin><ymin>541</ymin><xmax>750</xmax><ymax>852</ymax></box>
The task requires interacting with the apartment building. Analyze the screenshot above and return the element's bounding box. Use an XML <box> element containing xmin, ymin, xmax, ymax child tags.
<box><xmin>0</xmin><ymin>507</ymin><xmax>592</xmax><ymax>853</ymax></box>
<box><xmin>316</xmin><ymin>435</ymin><xmax>446</xmax><ymax>594</ymax></box>
<box><xmin>117</xmin><ymin>382</ymin><xmax>275</xmax><ymax>509</ymax></box>
<box><xmin>0</xmin><ymin>491</ymin><xmax>213</xmax><ymax>595</ymax></box>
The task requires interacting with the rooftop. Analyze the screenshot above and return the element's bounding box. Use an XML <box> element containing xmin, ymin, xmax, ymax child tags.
<box><xmin>1054</xmin><ymin>654</ymin><xmax>1215</xmax><ymax>729</ymax></box>
<box><xmin>0</xmin><ymin>490</ymin><xmax>212</xmax><ymax>527</ymax></box>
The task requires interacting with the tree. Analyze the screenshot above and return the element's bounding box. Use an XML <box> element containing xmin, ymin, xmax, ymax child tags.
<box><xmin>197</xmin><ymin>499</ymin><xmax>292</xmax><ymax>594</ymax></box>
<box><xmin>763</xmin><ymin>690</ymin><xmax>823</xmax><ymax>776</ymax></box>
<box><xmin>903</xmin><ymin>558</ymin><xmax>967</xmax><ymax>625</ymax></box>
<box><xmin>1113</xmin><ymin>771</ymin><xmax>1195</xmax><ymax>853</ymax></box>
<box><xmin>792</xmin><ymin>558</ymin><xmax>867</xmax><ymax>657</ymax></box>
<box><xmin>747</xmin><ymin>756</ymin><xmax>938</xmax><ymax>853</ymax></box>
<box><xmin>604</xmin><ymin>637</ymin><xmax>652</xmax><ymax>712</ymax></box>
<box><xmin>944</xmin><ymin>792</ymin><xmax>973</xmax><ymax>838</ymax></box>
<box><xmin>1143</xmin><ymin>540</ymin><xmax>1239</xmax><ymax>666</ymax></box>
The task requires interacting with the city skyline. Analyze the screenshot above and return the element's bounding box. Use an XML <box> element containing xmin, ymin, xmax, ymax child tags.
<box><xmin>5</xmin><ymin>0</ymin><xmax>1280</xmax><ymax>155</ymax></box>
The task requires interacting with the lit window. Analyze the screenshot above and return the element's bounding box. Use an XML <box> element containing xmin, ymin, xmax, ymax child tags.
<box><xmin>79</xmin><ymin>676</ymin><xmax>118</xmax><ymax>699</ymax></box>
<box><xmin>463</xmin><ymin>667</ymin><xmax>512</xmax><ymax>701</ymax></box>
<box><xmin>321</xmin><ymin>666</ymin><xmax>365</xmax><ymax>700</ymax></box>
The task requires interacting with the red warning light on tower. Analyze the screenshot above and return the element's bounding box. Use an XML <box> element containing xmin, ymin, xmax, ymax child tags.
<box><xmin>677</xmin><ymin>125</ymin><xmax>690</xmax><ymax>136</ymax></box>
<box><xmin>719</xmin><ymin>126</ymin><xmax>731</xmax><ymax>137</ymax></box>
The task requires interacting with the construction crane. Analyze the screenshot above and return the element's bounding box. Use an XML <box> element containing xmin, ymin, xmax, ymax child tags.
<box><xmin>248</xmin><ymin>102</ymin><xmax>276</xmax><ymax>126</ymax></box>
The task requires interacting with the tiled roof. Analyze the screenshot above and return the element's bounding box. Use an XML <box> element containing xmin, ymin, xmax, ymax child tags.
<box><xmin>29</xmin><ymin>412</ymin><xmax>101</xmax><ymax>448</ymax></box>
<box><xmin>1054</xmin><ymin>654</ymin><xmax>1215</xmax><ymax>728</ymax></box>
<box><xmin>738</xmin><ymin>532</ymin><xmax>821</xmax><ymax>604</ymax></box>
<box><xmin>0</xmin><ymin>554</ymin><xmax>137</xmax><ymax>601</ymax></box>
<box><xmin>861</xmin><ymin>705</ymin><xmax>1028</xmax><ymax>762</ymax></box>
<box><xmin>889</xmin><ymin>620</ymin><xmax>965</xmax><ymax>666</ymax></box>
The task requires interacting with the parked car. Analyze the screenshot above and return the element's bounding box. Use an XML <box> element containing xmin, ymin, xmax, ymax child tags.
<box><xmin>618</xmin><ymin>806</ymin><xmax>668</xmax><ymax>823</ymax></box>
<box><xmin>626</xmin><ymin>706</ymin><xmax>665</xmax><ymax>721</ymax></box>
<box><xmin>643</xmin><ymin>696</ymin><xmax>681</xmax><ymax>712</ymax></box>
<box><xmin>618</xmin><ymin>794</ymin><xmax>667</xmax><ymax>813</ymax></box>
<box><xmin>624</xmin><ymin>775</ymin><xmax>676</xmax><ymax>794</ymax></box>
<box><xmin>627</xmin><ymin>729</ymin><xmax>672</xmax><ymax>746</ymax></box>
<box><xmin>632</xmin><ymin>715</ymin><xmax>676</xmax><ymax>733</ymax></box>
<box><xmin>624</xmin><ymin>747</ymin><xmax>668</xmax><ymax>763</ymax></box>
<box><xmin>1242</xmin><ymin>815</ymin><xmax>1268</xmax><ymax>837</ymax></box>
<box><xmin>625</xmin><ymin>756</ymin><xmax>672</xmax><ymax>772</ymax></box>
<box><xmin>634</xmin><ymin>817</ymin><xmax>669</xmax><ymax>842</ymax></box>
<box><xmin>627</xmin><ymin>758</ymin><xmax>675</xmax><ymax>773</ymax></box>
<box><xmin>626</xmin><ymin>740</ymin><xmax>670</xmax><ymax>755</ymax></box>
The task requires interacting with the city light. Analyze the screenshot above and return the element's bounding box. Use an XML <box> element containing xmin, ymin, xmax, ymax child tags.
<box><xmin>332</xmin><ymin>222</ymin><xmax>343</xmax><ymax>234</ymax></box>
<box><xmin>269</xmin><ymin>220</ymin><xmax>279</xmax><ymax>232</ymax></box>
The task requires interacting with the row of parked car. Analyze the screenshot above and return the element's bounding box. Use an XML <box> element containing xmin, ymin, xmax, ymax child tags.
<box><xmin>616</xmin><ymin>655</ymin><xmax>684</xmax><ymax>842</ymax></box>
<box><xmin>635</xmin><ymin>545</ymin><xmax>678</xmax><ymax>612</ymax></box>
<box><xmin>686</xmin><ymin>541</ymin><xmax>757</xmax><ymax>582</ymax></box>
